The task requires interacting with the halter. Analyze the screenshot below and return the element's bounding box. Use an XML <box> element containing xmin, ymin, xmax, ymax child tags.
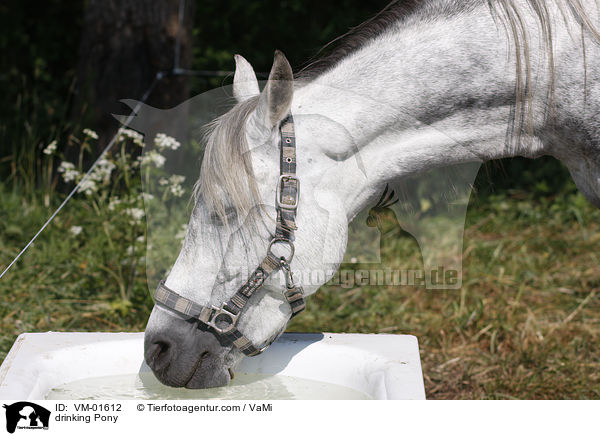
<box><xmin>154</xmin><ymin>115</ymin><xmax>305</xmax><ymax>357</ymax></box>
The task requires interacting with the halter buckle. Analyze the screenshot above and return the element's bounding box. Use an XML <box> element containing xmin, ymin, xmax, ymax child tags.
<box><xmin>207</xmin><ymin>305</ymin><xmax>239</xmax><ymax>334</ymax></box>
<box><xmin>276</xmin><ymin>175</ymin><xmax>300</xmax><ymax>210</ymax></box>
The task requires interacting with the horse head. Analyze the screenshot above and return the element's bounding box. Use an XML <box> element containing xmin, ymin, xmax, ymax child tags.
<box><xmin>143</xmin><ymin>51</ymin><xmax>350</xmax><ymax>388</ymax></box>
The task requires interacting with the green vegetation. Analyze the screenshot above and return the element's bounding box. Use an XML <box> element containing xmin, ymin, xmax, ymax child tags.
<box><xmin>0</xmin><ymin>127</ymin><xmax>187</xmax><ymax>361</ymax></box>
<box><xmin>1</xmin><ymin>156</ymin><xmax>599</xmax><ymax>399</ymax></box>
<box><xmin>294</xmin><ymin>172</ymin><xmax>600</xmax><ymax>399</ymax></box>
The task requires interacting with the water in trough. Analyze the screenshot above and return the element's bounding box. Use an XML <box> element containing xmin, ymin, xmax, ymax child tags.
<box><xmin>45</xmin><ymin>372</ymin><xmax>372</xmax><ymax>400</ymax></box>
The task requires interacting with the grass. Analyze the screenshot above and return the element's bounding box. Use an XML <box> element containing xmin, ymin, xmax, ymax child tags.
<box><xmin>0</xmin><ymin>187</ymin><xmax>153</xmax><ymax>359</ymax></box>
<box><xmin>289</xmin><ymin>180</ymin><xmax>600</xmax><ymax>399</ymax></box>
<box><xmin>1</xmin><ymin>166</ymin><xmax>600</xmax><ymax>399</ymax></box>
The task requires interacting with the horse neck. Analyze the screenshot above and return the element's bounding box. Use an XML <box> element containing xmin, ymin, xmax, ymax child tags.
<box><xmin>292</xmin><ymin>2</ymin><xmax>549</xmax><ymax>221</ymax></box>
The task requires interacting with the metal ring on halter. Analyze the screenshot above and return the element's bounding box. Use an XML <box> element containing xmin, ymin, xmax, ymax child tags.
<box><xmin>267</xmin><ymin>238</ymin><xmax>295</xmax><ymax>264</ymax></box>
<box><xmin>207</xmin><ymin>305</ymin><xmax>239</xmax><ymax>334</ymax></box>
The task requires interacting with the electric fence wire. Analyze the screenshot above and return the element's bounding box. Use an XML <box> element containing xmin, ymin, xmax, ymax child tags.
<box><xmin>0</xmin><ymin>0</ymin><xmax>191</xmax><ymax>280</ymax></box>
<box><xmin>0</xmin><ymin>0</ymin><xmax>270</xmax><ymax>280</ymax></box>
<box><xmin>0</xmin><ymin>77</ymin><xmax>160</xmax><ymax>280</ymax></box>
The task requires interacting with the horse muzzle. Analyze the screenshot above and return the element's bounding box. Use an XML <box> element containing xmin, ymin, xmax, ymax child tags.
<box><xmin>144</xmin><ymin>306</ymin><xmax>237</xmax><ymax>389</ymax></box>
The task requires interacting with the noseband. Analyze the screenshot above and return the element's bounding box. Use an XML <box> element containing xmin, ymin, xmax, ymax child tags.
<box><xmin>154</xmin><ymin>115</ymin><xmax>306</xmax><ymax>357</ymax></box>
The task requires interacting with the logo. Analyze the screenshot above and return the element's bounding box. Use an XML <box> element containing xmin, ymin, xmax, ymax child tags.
<box><xmin>3</xmin><ymin>402</ymin><xmax>50</xmax><ymax>433</ymax></box>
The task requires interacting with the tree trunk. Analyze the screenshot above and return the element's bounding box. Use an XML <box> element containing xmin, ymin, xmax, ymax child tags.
<box><xmin>74</xmin><ymin>0</ymin><xmax>194</xmax><ymax>149</ymax></box>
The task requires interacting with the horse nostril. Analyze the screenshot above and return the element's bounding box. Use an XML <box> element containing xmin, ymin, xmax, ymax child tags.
<box><xmin>200</xmin><ymin>351</ymin><xmax>210</xmax><ymax>359</ymax></box>
<box><xmin>145</xmin><ymin>339</ymin><xmax>174</xmax><ymax>373</ymax></box>
<box><xmin>156</xmin><ymin>341</ymin><xmax>170</xmax><ymax>357</ymax></box>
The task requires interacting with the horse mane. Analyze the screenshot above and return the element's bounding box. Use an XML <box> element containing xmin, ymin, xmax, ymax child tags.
<box><xmin>296</xmin><ymin>0</ymin><xmax>426</xmax><ymax>79</ymax></box>
<box><xmin>299</xmin><ymin>0</ymin><xmax>600</xmax><ymax>145</ymax></box>
<box><xmin>490</xmin><ymin>0</ymin><xmax>600</xmax><ymax>144</ymax></box>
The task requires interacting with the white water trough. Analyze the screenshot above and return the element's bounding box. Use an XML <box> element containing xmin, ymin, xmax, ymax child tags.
<box><xmin>0</xmin><ymin>332</ymin><xmax>425</xmax><ymax>400</ymax></box>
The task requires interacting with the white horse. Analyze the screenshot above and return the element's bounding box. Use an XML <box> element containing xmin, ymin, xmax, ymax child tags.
<box><xmin>144</xmin><ymin>0</ymin><xmax>600</xmax><ymax>388</ymax></box>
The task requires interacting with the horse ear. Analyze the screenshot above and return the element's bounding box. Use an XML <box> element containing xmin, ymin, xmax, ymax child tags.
<box><xmin>255</xmin><ymin>50</ymin><xmax>294</xmax><ymax>128</ymax></box>
<box><xmin>233</xmin><ymin>55</ymin><xmax>259</xmax><ymax>102</ymax></box>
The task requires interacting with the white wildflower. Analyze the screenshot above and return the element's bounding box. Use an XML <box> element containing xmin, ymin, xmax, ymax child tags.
<box><xmin>158</xmin><ymin>177</ymin><xmax>168</xmax><ymax>186</ymax></box>
<box><xmin>83</xmin><ymin>128</ymin><xmax>99</xmax><ymax>140</ymax></box>
<box><xmin>119</xmin><ymin>128</ymin><xmax>144</xmax><ymax>147</ymax></box>
<box><xmin>126</xmin><ymin>245</ymin><xmax>135</xmax><ymax>256</ymax></box>
<box><xmin>88</xmin><ymin>158</ymin><xmax>116</xmax><ymax>184</ymax></box>
<box><xmin>137</xmin><ymin>151</ymin><xmax>165</xmax><ymax>168</ymax></box>
<box><xmin>78</xmin><ymin>178</ymin><xmax>98</xmax><ymax>195</ymax></box>
<box><xmin>170</xmin><ymin>184</ymin><xmax>185</xmax><ymax>197</ymax></box>
<box><xmin>125</xmin><ymin>207</ymin><xmax>145</xmax><ymax>224</ymax></box>
<box><xmin>108</xmin><ymin>197</ymin><xmax>122</xmax><ymax>211</ymax></box>
<box><xmin>154</xmin><ymin>133</ymin><xmax>181</xmax><ymax>151</ymax></box>
<box><xmin>151</xmin><ymin>153</ymin><xmax>166</xmax><ymax>168</ymax></box>
<box><xmin>43</xmin><ymin>140</ymin><xmax>57</xmax><ymax>155</ymax></box>
<box><xmin>152</xmin><ymin>154</ymin><xmax>166</xmax><ymax>168</ymax></box>
<box><xmin>139</xmin><ymin>192</ymin><xmax>154</xmax><ymax>202</ymax></box>
<box><xmin>58</xmin><ymin>161</ymin><xmax>74</xmax><ymax>171</ymax></box>
<box><xmin>69</xmin><ymin>225</ymin><xmax>83</xmax><ymax>236</ymax></box>
<box><xmin>169</xmin><ymin>175</ymin><xmax>185</xmax><ymax>185</ymax></box>
<box><xmin>168</xmin><ymin>174</ymin><xmax>185</xmax><ymax>197</ymax></box>
<box><xmin>58</xmin><ymin>161</ymin><xmax>80</xmax><ymax>183</ymax></box>
<box><xmin>136</xmin><ymin>235</ymin><xmax>146</xmax><ymax>243</ymax></box>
